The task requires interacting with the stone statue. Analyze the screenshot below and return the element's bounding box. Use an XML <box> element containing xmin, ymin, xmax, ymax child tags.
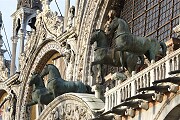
<box><xmin>60</xmin><ymin>43</ymin><xmax>74</xmax><ymax>64</ymax></box>
<box><xmin>67</xmin><ymin>6</ymin><xmax>75</xmax><ymax>29</ymax></box>
<box><xmin>26</xmin><ymin>73</ymin><xmax>54</xmax><ymax>108</ymax></box>
<box><xmin>90</xmin><ymin>29</ymin><xmax>144</xmax><ymax>83</ymax></box>
<box><xmin>106</xmin><ymin>10</ymin><xmax>167</xmax><ymax>64</ymax></box>
<box><xmin>6</xmin><ymin>90</ymin><xmax>17</xmax><ymax>120</ymax></box>
<box><xmin>40</xmin><ymin>64</ymin><xmax>91</xmax><ymax>98</ymax></box>
<box><xmin>60</xmin><ymin>43</ymin><xmax>75</xmax><ymax>80</ymax></box>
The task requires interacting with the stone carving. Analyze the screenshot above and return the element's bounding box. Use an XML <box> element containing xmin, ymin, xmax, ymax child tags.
<box><xmin>43</xmin><ymin>10</ymin><xmax>64</xmax><ymax>37</ymax></box>
<box><xmin>5</xmin><ymin>90</ymin><xmax>17</xmax><ymax>120</ymax></box>
<box><xmin>90</xmin><ymin>29</ymin><xmax>144</xmax><ymax>83</ymax></box>
<box><xmin>67</xmin><ymin>6</ymin><xmax>75</xmax><ymax>30</ymax></box>
<box><xmin>47</xmin><ymin>102</ymin><xmax>92</xmax><ymax>120</ymax></box>
<box><xmin>40</xmin><ymin>64</ymin><xmax>91</xmax><ymax>98</ymax></box>
<box><xmin>26</xmin><ymin>72</ymin><xmax>53</xmax><ymax>107</ymax></box>
<box><xmin>59</xmin><ymin>42</ymin><xmax>75</xmax><ymax>80</ymax></box>
<box><xmin>106</xmin><ymin>10</ymin><xmax>167</xmax><ymax>64</ymax></box>
<box><xmin>0</xmin><ymin>90</ymin><xmax>17</xmax><ymax>120</ymax></box>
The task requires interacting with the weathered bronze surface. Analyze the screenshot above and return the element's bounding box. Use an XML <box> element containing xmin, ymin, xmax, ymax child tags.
<box><xmin>40</xmin><ymin>64</ymin><xmax>90</xmax><ymax>98</ymax></box>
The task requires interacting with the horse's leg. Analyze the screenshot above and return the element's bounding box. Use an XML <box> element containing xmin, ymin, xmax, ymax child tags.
<box><xmin>149</xmin><ymin>51</ymin><xmax>156</xmax><ymax>64</ymax></box>
<box><xmin>113</xmin><ymin>48</ymin><xmax>118</xmax><ymax>63</ymax></box>
<box><xmin>52</xmin><ymin>89</ymin><xmax>58</xmax><ymax>98</ymax></box>
<box><xmin>119</xmin><ymin>51</ymin><xmax>125</xmax><ymax>71</ymax></box>
<box><xmin>26</xmin><ymin>101</ymin><xmax>37</xmax><ymax>112</ymax></box>
<box><xmin>100</xmin><ymin>64</ymin><xmax>105</xmax><ymax>84</ymax></box>
<box><xmin>91</xmin><ymin>61</ymin><xmax>103</xmax><ymax>76</ymax></box>
<box><xmin>97</xmin><ymin>64</ymin><xmax>104</xmax><ymax>84</ymax></box>
<box><xmin>160</xmin><ymin>42</ymin><xmax>167</xmax><ymax>57</ymax></box>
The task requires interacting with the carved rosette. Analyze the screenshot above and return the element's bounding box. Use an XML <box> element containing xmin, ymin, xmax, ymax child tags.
<box><xmin>37</xmin><ymin>93</ymin><xmax>104</xmax><ymax>120</ymax></box>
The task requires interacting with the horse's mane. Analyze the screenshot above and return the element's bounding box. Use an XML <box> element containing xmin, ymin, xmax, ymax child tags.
<box><xmin>46</xmin><ymin>64</ymin><xmax>62</xmax><ymax>78</ymax></box>
<box><xmin>94</xmin><ymin>29</ymin><xmax>105</xmax><ymax>34</ymax></box>
<box><xmin>46</xmin><ymin>64</ymin><xmax>59</xmax><ymax>71</ymax></box>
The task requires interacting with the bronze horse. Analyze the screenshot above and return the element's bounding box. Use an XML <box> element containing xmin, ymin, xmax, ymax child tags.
<box><xmin>40</xmin><ymin>64</ymin><xmax>90</xmax><ymax>98</ymax></box>
<box><xmin>27</xmin><ymin>73</ymin><xmax>54</xmax><ymax>107</ymax></box>
<box><xmin>90</xmin><ymin>29</ymin><xmax>144</xmax><ymax>80</ymax></box>
<box><xmin>107</xmin><ymin>18</ymin><xmax>167</xmax><ymax>64</ymax></box>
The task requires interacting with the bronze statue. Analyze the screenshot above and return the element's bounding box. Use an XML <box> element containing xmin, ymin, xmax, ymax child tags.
<box><xmin>26</xmin><ymin>73</ymin><xmax>54</xmax><ymax>108</ymax></box>
<box><xmin>90</xmin><ymin>29</ymin><xmax>144</xmax><ymax>82</ymax></box>
<box><xmin>40</xmin><ymin>64</ymin><xmax>91</xmax><ymax>98</ymax></box>
<box><xmin>106</xmin><ymin>11</ymin><xmax>167</xmax><ymax>64</ymax></box>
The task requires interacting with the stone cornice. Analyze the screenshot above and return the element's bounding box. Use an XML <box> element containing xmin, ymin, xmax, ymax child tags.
<box><xmin>4</xmin><ymin>72</ymin><xmax>20</xmax><ymax>86</ymax></box>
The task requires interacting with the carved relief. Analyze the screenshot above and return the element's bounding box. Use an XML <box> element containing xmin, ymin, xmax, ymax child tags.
<box><xmin>42</xmin><ymin>10</ymin><xmax>63</xmax><ymax>37</ymax></box>
<box><xmin>37</xmin><ymin>94</ymin><xmax>104</xmax><ymax>120</ymax></box>
<box><xmin>47</xmin><ymin>103</ymin><xmax>92</xmax><ymax>120</ymax></box>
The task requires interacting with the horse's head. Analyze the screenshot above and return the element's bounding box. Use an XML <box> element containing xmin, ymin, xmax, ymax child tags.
<box><xmin>90</xmin><ymin>29</ymin><xmax>100</xmax><ymax>45</ymax></box>
<box><xmin>29</xmin><ymin>72</ymin><xmax>45</xmax><ymax>88</ymax></box>
<box><xmin>90</xmin><ymin>29</ymin><xmax>107</xmax><ymax>45</ymax></box>
<box><xmin>29</xmin><ymin>73</ymin><xmax>39</xmax><ymax>86</ymax></box>
<box><xmin>40</xmin><ymin>64</ymin><xmax>49</xmax><ymax>77</ymax></box>
<box><xmin>108</xmin><ymin>18</ymin><xmax>131</xmax><ymax>34</ymax></box>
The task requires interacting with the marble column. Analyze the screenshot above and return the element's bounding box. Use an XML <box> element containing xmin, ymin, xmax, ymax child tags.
<box><xmin>10</xmin><ymin>36</ymin><xmax>18</xmax><ymax>76</ymax></box>
<box><xmin>19</xmin><ymin>29</ymin><xmax>25</xmax><ymax>54</ymax></box>
<box><xmin>64</xmin><ymin>0</ymin><xmax>70</xmax><ymax>30</ymax></box>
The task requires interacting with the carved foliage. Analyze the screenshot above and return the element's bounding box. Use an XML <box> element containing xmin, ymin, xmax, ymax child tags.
<box><xmin>47</xmin><ymin>102</ymin><xmax>92</xmax><ymax>120</ymax></box>
<box><xmin>42</xmin><ymin>10</ymin><xmax>63</xmax><ymax>37</ymax></box>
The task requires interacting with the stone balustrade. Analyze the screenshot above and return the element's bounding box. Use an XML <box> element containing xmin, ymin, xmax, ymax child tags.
<box><xmin>104</xmin><ymin>48</ymin><xmax>180</xmax><ymax>111</ymax></box>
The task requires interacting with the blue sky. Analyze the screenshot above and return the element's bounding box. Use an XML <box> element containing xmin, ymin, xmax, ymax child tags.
<box><xmin>0</xmin><ymin>0</ymin><xmax>75</xmax><ymax>65</ymax></box>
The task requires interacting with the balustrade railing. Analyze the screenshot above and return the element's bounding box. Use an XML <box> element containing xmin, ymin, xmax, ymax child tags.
<box><xmin>104</xmin><ymin>48</ymin><xmax>180</xmax><ymax>111</ymax></box>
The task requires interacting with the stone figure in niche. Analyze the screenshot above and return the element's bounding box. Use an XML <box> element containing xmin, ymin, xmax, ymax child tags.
<box><xmin>6</xmin><ymin>90</ymin><xmax>17</xmax><ymax>120</ymax></box>
<box><xmin>26</xmin><ymin>72</ymin><xmax>54</xmax><ymax>108</ymax></box>
<box><xmin>67</xmin><ymin>6</ymin><xmax>75</xmax><ymax>29</ymax></box>
<box><xmin>106</xmin><ymin>10</ymin><xmax>167</xmax><ymax>65</ymax></box>
<box><xmin>60</xmin><ymin>43</ymin><xmax>75</xmax><ymax>80</ymax></box>
<box><xmin>0</xmin><ymin>90</ymin><xmax>16</xmax><ymax>120</ymax></box>
<box><xmin>40</xmin><ymin>64</ymin><xmax>91</xmax><ymax>98</ymax></box>
<box><xmin>90</xmin><ymin>29</ymin><xmax>144</xmax><ymax>84</ymax></box>
<box><xmin>51</xmin><ymin>107</ymin><xmax>60</xmax><ymax>120</ymax></box>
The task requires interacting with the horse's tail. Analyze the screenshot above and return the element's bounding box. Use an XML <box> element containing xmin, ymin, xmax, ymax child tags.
<box><xmin>159</xmin><ymin>42</ymin><xmax>167</xmax><ymax>57</ymax></box>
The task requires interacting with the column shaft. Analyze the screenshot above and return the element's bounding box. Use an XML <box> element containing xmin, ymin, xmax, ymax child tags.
<box><xmin>64</xmin><ymin>0</ymin><xmax>70</xmax><ymax>30</ymax></box>
<box><xmin>10</xmin><ymin>37</ymin><xmax>18</xmax><ymax>76</ymax></box>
